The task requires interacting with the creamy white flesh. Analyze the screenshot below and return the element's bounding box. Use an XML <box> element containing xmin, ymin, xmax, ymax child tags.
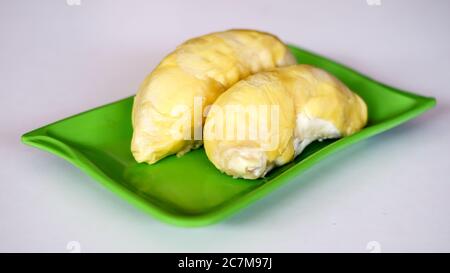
<box><xmin>204</xmin><ymin>65</ymin><xmax>368</xmax><ymax>179</ymax></box>
<box><xmin>213</xmin><ymin>116</ymin><xmax>341</xmax><ymax>179</ymax></box>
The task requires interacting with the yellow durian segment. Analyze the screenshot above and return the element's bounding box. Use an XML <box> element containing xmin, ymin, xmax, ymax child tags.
<box><xmin>132</xmin><ymin>29</ymin><xmax>296</xmax><ymax>164</ymax></box>
<box><xmin>204</xmin><ymin>65</ymin><xmax>368</xmax><ymax>179</ymax></box>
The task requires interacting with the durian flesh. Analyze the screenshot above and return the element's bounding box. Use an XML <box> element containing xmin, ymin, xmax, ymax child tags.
<box><xmin>131</xmin><ymin>29</ymin><xmax>296</xmax><ymax>164</ymax></box>
<box><xmin>204</xmin><ymin>65</ymin><xmax>368</xmax><ymax>179</ymax></box>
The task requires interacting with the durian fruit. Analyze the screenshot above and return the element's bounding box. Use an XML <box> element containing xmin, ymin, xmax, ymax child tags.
<box><xmin>203</xmin><ymin>64</ymin><xmax>368</xmax><ymax>179</ymax></box>
<box><xmin>131</xmin><ymin>29</ymin><xmax>296</xmax><ymax>164</ymax></box>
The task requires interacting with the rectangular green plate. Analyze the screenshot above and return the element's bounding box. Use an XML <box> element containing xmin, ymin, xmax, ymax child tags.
<box><xmin>22</xmin><ymin>45</ymin><xmax>436</xmax><ymax>227</ymax></box>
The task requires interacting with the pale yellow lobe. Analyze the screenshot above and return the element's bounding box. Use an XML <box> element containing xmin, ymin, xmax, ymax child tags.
<box><xmin>203</xmin><ymin>65</ymin><xmax>368</xmax><ymax>179</ymax></box>
<box><xmin>132</xmin><ymin>29</ymin><xmax>296</xmax><ymax>164</ymax></box>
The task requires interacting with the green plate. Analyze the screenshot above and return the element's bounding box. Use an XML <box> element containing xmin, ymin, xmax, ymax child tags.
<box><xmin>22</xmin><ymin>45</ymin><xmax>436</xmax><ymax>227</ymax></box>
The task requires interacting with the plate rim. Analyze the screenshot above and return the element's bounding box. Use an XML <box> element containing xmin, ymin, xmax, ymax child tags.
<box><xmin>21</xmin><ymin>45</ymin><xmax>437</xmax><ymax>227</ymax></box>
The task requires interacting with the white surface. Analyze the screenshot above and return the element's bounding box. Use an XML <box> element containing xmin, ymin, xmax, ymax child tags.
<box><xmin>1</xmin><ymin>0</ymin><xmax>449</xmax><ymax>253</ymax></box>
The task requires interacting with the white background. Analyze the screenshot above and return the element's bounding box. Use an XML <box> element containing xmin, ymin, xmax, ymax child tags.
<box><xmin>1</xmin><ymin>0</ymin><xmax>449</xmax><ymax>252</ymax></box>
